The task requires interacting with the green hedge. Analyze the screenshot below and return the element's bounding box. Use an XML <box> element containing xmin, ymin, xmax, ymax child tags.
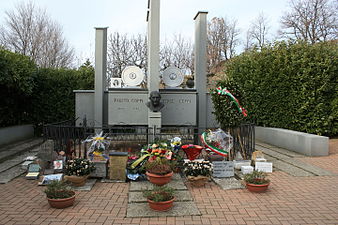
<box><xmin>0</xmin><ymin>49</ymin><xmax>37</xmax><ymax>126</ymax></box>
<box><xmin>211</xmin><ymin>78</ymin><xmax>249</xmax><ymax>128</ymax></box>
<box><xmin>30</xmin><ymin>66</ymin><xmax>94</xmax><ymax>125</ymax></box>
<box><xmin>0</xmin><ymin>49</ymin><xmax>94</xmax><ymax>128</ymax></box>
<box><xmin>223</xmin><ymin>41</ymin><xmax>337</xmax><ymax>136</ymax></box>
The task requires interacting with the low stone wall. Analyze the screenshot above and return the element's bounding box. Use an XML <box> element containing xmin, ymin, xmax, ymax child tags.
<box><xmin>255</xmin><ymin>126</ymin><xmax>329</xmax><ymax>156</ymax></box>
<box><xmin>0</xmin><ymin>124</ymin><xmax>34</xmax><ymax>146</ymax></box>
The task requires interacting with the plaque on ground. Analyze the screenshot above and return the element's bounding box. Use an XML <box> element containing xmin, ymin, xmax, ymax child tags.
<box><xmin>212</xmin><ymin>161</ymin><xmax>234</xmax><ymax>178</ymax></box>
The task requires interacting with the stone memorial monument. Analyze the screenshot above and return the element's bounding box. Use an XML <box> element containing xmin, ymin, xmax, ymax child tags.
<box><xmin>73</xmin><ymin>0</ymin><xmax>217</xmax><ymax>136</ymax></box>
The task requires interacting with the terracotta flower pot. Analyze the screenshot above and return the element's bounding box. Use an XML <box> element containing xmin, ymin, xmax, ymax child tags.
<box><xmin>47</xmin><ymin>191</ymin><xmax>75</xmax><ymax>209</ymax></box>
<box><xmin>64</xmin><ymin>175</ymin><xmax>89</xmax><ymax>187</ymax></box>
<box><xmin>146</xmin><ymin>171</ymin><xmax>173</xmax><ymax>186</ymax></box>
<box><xmin>246</xmin><ymin>182</ymin><xmax>270</xmax><ymax>193</ymax></box>
<box><xmin>187</xmin><ymin>175</ymin><xmax>209</xmax><ymax>187</ymax></box>
<box><xmin>147</xmin><ymin>197</ymin><xmax>175</xmax><ymax>211</ymax></box>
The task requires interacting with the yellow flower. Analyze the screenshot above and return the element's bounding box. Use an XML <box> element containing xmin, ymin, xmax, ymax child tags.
<box><xmin>94</xmin><ymin>137</ymin><xmax>104</xmax><ymax>141</ymax></box>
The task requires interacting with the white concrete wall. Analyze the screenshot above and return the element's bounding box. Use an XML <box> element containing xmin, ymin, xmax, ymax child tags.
<box><xmin>0</xmin><ymin>125</ymin><xmax>34</xmax><ymax>146</ymax></box>
<box><xmin>255</xmin><ymin>126</ymin><xmax>329</xmax><ymax>156</ymax></box>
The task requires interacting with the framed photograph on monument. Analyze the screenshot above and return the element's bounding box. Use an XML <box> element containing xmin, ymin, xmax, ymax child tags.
<box><xmin>110</xmin><ymin>78</ymin><xmax>122</xmax><ymax>88</ymax></box>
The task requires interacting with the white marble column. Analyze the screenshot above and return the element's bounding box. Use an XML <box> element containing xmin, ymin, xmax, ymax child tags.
<box><xmin>94</xmin><ymin>27</ymin><xmax>107</xmax><ymax>130</ymax></box>
<box><xmin>194</xmin><ymin>11</ymin><xmax>208</xmax><ymax>131</ymax></box>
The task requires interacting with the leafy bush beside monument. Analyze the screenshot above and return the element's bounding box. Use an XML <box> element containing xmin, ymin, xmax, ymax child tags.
<box><xmin>0</xmin><ymin>49</ymin><xmax>94</xmax><ymax>129</ymax></box>
<box><xmin>221</xmin><ymin>41</ymin><xmax>337</xmax><ymax>136</ymax></box>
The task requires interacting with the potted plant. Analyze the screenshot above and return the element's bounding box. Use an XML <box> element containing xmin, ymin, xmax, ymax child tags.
<box><xmin>44</xmin><ymin>180</ymin><xmax>75</xmax><ymax>209</ymax></box>
<box><xmin>64</xmin><ymin>158</ymin><xmax>96</xmax><ymax>186</ymax></box>
<box><xmin>143</xmin><ymin>185</ymin><xmax>175</xmax><ymax>211</ymax></box>
<box><xmin>183</xmin><ymin>160</ymin><xmax>213</xmax><ymax>187</ymax></box>
<box><xmin>145</xmin><ymin>157</ymin><xmax>173</xmax><ymax>186</ymax></box>
<box><xmin>243</xmin><ymin>170</ymin><xmax>270</xmax><ymax>193</ymax></box>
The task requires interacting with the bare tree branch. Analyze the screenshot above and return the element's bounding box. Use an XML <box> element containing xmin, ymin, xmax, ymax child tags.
<box><xmin>280</xmin><ymin>0</ymin><xmax>338</xmax><ymax>43</ymax></box>
<box><xmin>0</xmin><ymin>1</ymin><xmax>74</xmax><ymax>68</ymax></box>
<box><xmin>248</xmin><ymin>12</ymin><xmax>270</xmax><ymax>49</ymax></box>
<box><xmin>207</xmin><ymin>17</ymin><xmax>241</xmax><ymax>72</ymax></box>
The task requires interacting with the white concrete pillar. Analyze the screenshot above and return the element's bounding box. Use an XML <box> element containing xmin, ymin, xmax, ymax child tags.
<box><xmin>147</xmin><ymin>0</ymin><xmax>160</xmax><ymax>93</ymax></box>
<box><xmin>147</xmin><ymin>0</ymin><xmax>161</xmax><ymax>141</ymax></box>
<box><xmin>194</xmin><ymin>12</ymin><xmax>208</xmax><ymax>130</ymax></box>
<box><xmin>94</xmin><ymin>27</ymin><xmax>107</xmax><ymax>129</ymax></box>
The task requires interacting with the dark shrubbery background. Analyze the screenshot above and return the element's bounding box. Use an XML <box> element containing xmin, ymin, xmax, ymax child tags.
<box><xmin>212</xmin><ymin>41</ymin><xmax>337</xmax><ymax>136</ymax></box>
<box><xmin>0</xmin><ymin>49</ymin><xmax>94</xmax><ymax>129</ymax></box>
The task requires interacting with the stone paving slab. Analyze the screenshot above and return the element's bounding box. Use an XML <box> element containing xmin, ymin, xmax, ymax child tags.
<box><xmin>126</xmin><ymin>201</ymin><xmax>201</xmax><ymax>218</ymax></box>
<box><xmin>256</xmin><ymin>145</ymin><xmax>291</xmax><ymax>160</ymax></box>
<box><xmin>0</xmin><ymin>166</ymin><xmax>27</xmax><ymax>184</ymax></box>
<box><xmin>71</xmin><ymin>179</ymin><xmax>96</xmax><ymax>191</ymax></box>
<box><xmin>256</xmin><ymin>141</ymin><xmax>305</xmax><ymax>158</ymax></box>
<box><xmin>129</xmin><ymin>179</ymin><xmax>187</xmax><ymax>191</ymax></box>
<box><xmin>128</xmin><ymin>190</ymin><xmax>193</xmax><ymax>203</ymax></box>
<box><xmin>264</xmin><ymin>155</ymin><xmax>314</xmax><ymax>177</ymax></box>
<box><xmin>261</xmin><ymin>146</ymin><xmax>336</xmax><ymax>176</ymax></box>
<box><xmin>0</xmin><ymin>147</ymin><xmax>39</xmax><ymax>173</ymax></box>
<box><xmin>0</xmin><ymin>138</ymin><xmax>43</xmax><ymax>163</ymax></box>
<box><xmin>287</xmin><ymin>158</ymin><xmax>336</xmax><ymax>176</ymax></box>
<box><xmin>212</xmin><ymin>177</ymin><xmax>245</xmax><ymax>190</ymax></box>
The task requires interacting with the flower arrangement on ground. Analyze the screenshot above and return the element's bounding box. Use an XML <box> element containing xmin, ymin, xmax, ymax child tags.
<box><xmin>127</xmin><ymin>138</ymin><xmax>182</xmax><ymax>181</ymax></box>
<box><xmin>184</xmin><ymin>160</ymin><xmax>213</xmax><ymax>187</ymax></box>
<box><xmin>64</xmin><ymin>158</ymin><xmax>96</xmax><ymax>186</ymax></box>
<box><xmin>83</xmin><ymin>131</ymin><xmax>110</xmax><ymax>160</ymax></box>
<box><xmin>200</xmin><ymin>128</ymin><xmax>232</xmax><ymax>157</ymax></box>
<box><xmin>65</xmin><ymin>158</ymin><xmax>96</xmax><ymax>176</ymax></box>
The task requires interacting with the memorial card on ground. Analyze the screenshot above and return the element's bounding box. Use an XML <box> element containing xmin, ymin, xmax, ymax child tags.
<box><xmin>255</xmin><ymin>162</ymin><xmax>273</xmax><ymax>173</ymax></box>
<box><xmin>212</xmin><ymin>161</ymin><xmax>234</xmax><ymax>178</ymax></box>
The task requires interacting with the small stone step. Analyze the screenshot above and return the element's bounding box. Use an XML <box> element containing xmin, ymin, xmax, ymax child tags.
<box><xmin>129</xmin><ymin>179</ymin><xmax>187</xmax><ymax>191</ymax></box>
<box><xmin>263</xmin><ymin>155</ymin><xmax>314</xmax><ymax>177</ymax></box>
<box><xmin>0</xmin><ymin>165</ymin><xmax>26</xmax><ymax>184</ymax></box>
<box><xmin>0</xmin><ymin>138</ymin><xmax>43</xmax><ymax>163</ymax></box>
<box><xmin>0</xmin><ymin>147</ymin><xmax>39</xmax><ymax>173</ymax></box>
<box><xmin>256</xmin><ymin>145</ymin><xmax>291</xmax><ymax>160</ymax></box>
<box><xmin>212</xmin><ymin>177</ymin><xmax>245</xmax><ymax>190</ymax></box>
<box><xmin>128</xmin><ymin>190</ymin><xmax>192</xmax><ymax>203</ymax></box>
<box><xmin>126</xmin><ymin>201</ymin><xmax>201</xmax><ymax>218</ymax></box>
<box><xmin>286</xmin><ymin>158</ymin><xmax>336</xmax><ymax>176</ymax></box>
<box><xmin>256</xmin><ymin>141</ymin><xmax>305</xmax><ymax>158</ymax></box>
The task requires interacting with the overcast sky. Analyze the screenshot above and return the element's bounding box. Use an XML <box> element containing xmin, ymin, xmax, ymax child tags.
<box><xmin>0</xmin><ymin>0</ymin><xmax>290</xmax><ymax>65</ymax></box>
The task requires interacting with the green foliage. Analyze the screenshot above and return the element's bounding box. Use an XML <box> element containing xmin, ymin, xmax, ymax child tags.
<box><xmin>224</xmin><ymin>41</ymin><xmax>338</xmax><ymax>136</ymax></box>
<box><xmin>143</xmin><ymin>185</ymin><xmax>175</xmax><ymax>202</ymax></box>
<box><xmin>44</xmin><ymin>180</ymin><xmax>74</xmax><ymax>199</ymax></box>
<box><xmin>30</xmin><ymin>66</ymin><xmax>94</xmax><ymax>125</ymax></box>
<box><xmin>0</xmin><ymin>49</ymin><xmax>37</xmax><ymax>126</ymax></box>
<box><xmin>243</xmin><ymin>170</ymin><xmax>270</xmax><ymax>185</ymax></box>
<box><xmin>145</xmin><ymin>158</ymin><xmax>173</xmax><ymax>175</ymax></box>
<box><xmin>211</xmin><ymin>78</ymin><xmax>249</xmax><ymax>128</ymax></box>
<box><xmin>0</xmin><ymin>52</ymin><xmax>94</xmax><ymax>128</ymax></box>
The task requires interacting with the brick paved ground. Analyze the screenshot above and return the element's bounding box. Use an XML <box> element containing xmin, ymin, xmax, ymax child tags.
<box><xmin>0</xmin><ymin>139</ymin><xmax>337</xmax><ymax>225</ymax></box>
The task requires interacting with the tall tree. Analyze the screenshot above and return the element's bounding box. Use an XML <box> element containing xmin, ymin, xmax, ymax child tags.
<box><xmin>0</xmin><ymin>1</ymin><xmax>74</xmax><ymax>68</ymax></box>
<box><xmin>280</xmin><ymin>0</ymin><xmax>338</xmax><ymax>43</ymax></box>
<box><xmin>207</xmin><ymin>17</ymin><xmax>240</xmax><ymax>72</ymax></box>
<box><xmin>160</xmin><ymin>34</ymin><xmax>193</xmax><ymax>74</ymax></box>
<box><xmin>248</xmin><ymin>12</ymin><xmax>270</xmax><ymax>49</ymax></box>
<box><xmin>107</xmin><ymin>32</ymin><xmax>147</xmax><ymax>78</ymax></box>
